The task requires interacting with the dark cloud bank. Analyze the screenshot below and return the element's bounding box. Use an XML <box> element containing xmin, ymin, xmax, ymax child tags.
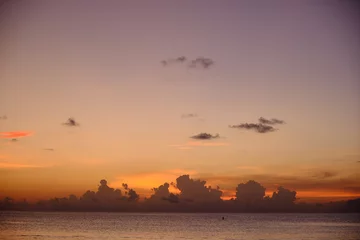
<box><xmin>1</xmin><ymin>175</ymin><xmax>359</xmax><ymax>212</ymax></box>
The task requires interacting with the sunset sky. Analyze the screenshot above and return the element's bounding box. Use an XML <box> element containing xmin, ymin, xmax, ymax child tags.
<box><xmin>0</xmin><ymin>0</ymin><xmax>359</xmax><ymax>202</ymax></box>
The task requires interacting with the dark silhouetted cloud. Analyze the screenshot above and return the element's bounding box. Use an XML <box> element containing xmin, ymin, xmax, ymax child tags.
<box><xmin>236</xmin><ymin>180</ymin><xmax>266</xmax><ymax>204</ymax></box>
<box><xmin>43</xmin><ymin>148</ymin><xmax>54</xmax><ymax>151</ymax></box>
<box><xmin>229</xmin><ymin>123</ymin><xmax>275</xmax><ymax>133</ymax></box>
<box><xmin>175</xmin><ymin>175</ymin><xmax>222</xmax><ymax>203</ymax></box>
<box><xmin>189</xmin><ymin>57</ymin><xmax>214</xmax><ymax>69</ymax></box>
<box><xmin>181</xmin><ymin>113</ymin><xmax>198</xmax><ymax>118</ymax></box>
<box><xmin>122</xmin><ymin>183</ymin><xmax>139</xmax><ymax>202</ymax></box>
<box><xmin>11</xmin><ymin>139</ymin><xmax>17</xmax><ymax>142</ymax></box>
<box><xmin>258</xmin><ymin>117</ymin><xmax>285</xmax><ymax>125</ymax></box>
<box><xmin>271</xmin><ymin>186</ymin><xmax>297</xmax><ymax>205</ymax></box>
<box><xmin>62</xmin><ymin>118</ymin><xmax>80</xmax><ymax>127</ymax></box>
<box><xmin>0</xmin><ymin>115</ymin><xmax>7</xmax><ymax>120</ymax></box>
<box><xmin>190</xmin><ymin>132</ymin><xmax>220</xmax><ymax>140</ymax></box>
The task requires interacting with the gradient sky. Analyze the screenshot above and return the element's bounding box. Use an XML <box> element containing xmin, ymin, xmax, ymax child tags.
<box><xmin>1</xmin><ymin>0</ymin><xmax>359</xmax><ymax>202</ymax></box>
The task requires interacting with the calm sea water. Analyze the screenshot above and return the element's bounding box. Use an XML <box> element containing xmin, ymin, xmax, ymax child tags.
<box><xmin>0</xmin><ymin>212</ymin><xmax>359</xmax><ymax>240</ymax></box>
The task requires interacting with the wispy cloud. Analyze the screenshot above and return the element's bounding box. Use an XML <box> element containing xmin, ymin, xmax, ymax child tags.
<box><xmin>190</xmin><ymin>133</ymin><xmax>220</xmax><ymax>140</ymax></box>
<box><xmin>258</xmin><ymin>117</ymin><xmax>285</xmax><ymax>125</ymax></box>
<box><xmin>187</xmin><ymin>141</ymin><xmax>228</xmax><ymax>146</ymax></box>
<box><xmin>62</xmin><ymin>118</ymin><xmax>80</xmax><ymax>127</ymax></box>
<box><xmin>229</xmin><ymin>123</ymin><xmax>276</xmax><ymax>133</ymax></box>
<box><xmin>0</xmin><ymin>162</ymin><xmax>48</xmax><ymax>169</ymax></box>
<box><xmin>181</xmin><ymin>113</ymin><xmax>198</xmax><ymax>119</ymax></box>
<box><xmin>229</xmin><ymin>117</ymin><xmax>286</xmax><ymax>134</ymax></box>
<box><xmin>313</xmin><ymin>171</ymin><xmax>338</xmax><ymax>179</ymax></box>
<box><xmin>169</xmin><ymin>141</ymin><xmax>228</xmax><ymax>150</ymax></box>
<box><xmin>189</xmin><ymin>57</ymin><xmax>214</xmax><ymax>69</ymax></box>
<box><xmin>237</xmin><ymin>166</ymin><xmax>261</xmax><ymax>171</ymax></box>
<box><xmin>43</xmin><ymin>148</ymin><xmax>54</xmax><ymax>151</ymax></box>
<box><xmin>161</xmin><ymin>56</ymin><xmax>187</xmax><ymax>66</ymax></box>
<box><xmin>0</xmin><ymin>115</ymin><xmax>7</xmax><ymax>120</ymax></box>
<box><xmin>161</xmin><ymin>56</ymin><xmax>214</xmax><ymax>69</ymax></box>
<box><xmin>0</xmin><ymin>131</ymin><xmax>33</xmax><ymax>138</ymax></box>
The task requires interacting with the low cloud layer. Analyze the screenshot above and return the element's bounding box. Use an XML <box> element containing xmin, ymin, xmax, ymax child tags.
<box><xmin>229</xmin><ymin>123</ymin><xmax>276</xmax><ymax>133</ymax></box>
<box><xmin>62</xmin><ymin>118</ymin><xmax>80</xmax><ymax>127</ymax></box>
<box><xmin>0</xmin><ymin>131</ymin><xmax>33</xmax><ymax>138</ymax></box>
<box><xmin>1</xmin><ymin>174</ymin><xmax>359</xmax><ymax>212</ymax></box>
<box><xmin>161</xmin><ymin>56</ymin><xmax>214</xmax><ymax>69</ymax></box>
<box><xmin>190</xmin><ymin>133</ymin><xmax>220</xmax><ymax>140</ymax></box>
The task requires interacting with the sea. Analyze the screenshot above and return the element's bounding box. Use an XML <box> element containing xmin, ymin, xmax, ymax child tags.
<box><xmin>0</xmin><ymin>212</ymin><xmax>359</xmax><ymax>240</ymax></box>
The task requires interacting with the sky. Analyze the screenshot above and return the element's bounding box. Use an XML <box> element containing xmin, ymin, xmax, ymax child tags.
<box><xmin>0</xmin><ymin>0</ymin><xmax>359</xmax><ymax>202</ymax></box>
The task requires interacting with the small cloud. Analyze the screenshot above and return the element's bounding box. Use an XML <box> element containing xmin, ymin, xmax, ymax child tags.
<box><xmin>189</xmin><ymin>57</ymin><xmax>214</xmax><ymax>69</ymax></box>
<box><xmin>43</xmin><ymin>148</ymin><xmax>54</xmax><ymax>151</ymax></box>
<box><xmin>0</xmin><ymin>115</ymin><xmax>7</xmax><ymax>120</ymax></box>
<box><xmin>62</xmin><ymin>118</ymin><xmax>80</xmax><ymax>127</ymax></box>
<box><xmin>258</xmin><ymin>117</ymin><xmax>285</xmax><ymax>125</ymax></box>
<box><xmin>190</xmin><ymin>133</ymin><xmax>220</xmax><ymax>140</ymax></box>
<box><xmin>0</xmin><ymin>131</ymin><xmax>33</xmax><ymax>138</ymax></box>
<box><xmin>181</xmin><ymin>113</ymin><xmax>198</xmax><ymax>119</ymax></box>
<box><xmin>229</xmin><ymin>123</ymin><xmax>276</xmax><ymax>133</ymax></box>
<box><xmin>11</xmin><ymin>139</ymin><xmax>18</xmax><ymax>142</ymax></box>
<box><xmin>161</xmin><ymin>56</ymin><xmax>187</xmax><ymax>66</ymax></box>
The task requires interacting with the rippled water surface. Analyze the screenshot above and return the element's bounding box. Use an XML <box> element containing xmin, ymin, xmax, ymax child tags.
<box><xmin>1</xmin><ymin>212</ymin><xmax>359</xmax><ymax>240</ymax></box>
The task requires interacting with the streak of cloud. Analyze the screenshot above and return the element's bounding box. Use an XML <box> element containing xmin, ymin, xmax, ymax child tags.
<box><xmin>181</xmin><ymin>113</ymin><xmax>198</xmax><ymax>118</ymax></box>
<box><xmin>161</xmin><ymin>56</ymin><xmax>214</xmax><ymax>69</ymax></box>
<box><xmin>0</xmin><ymin>131</ymin><xmax>33</xmax><ymax>138</ymax></box>
<box><xmin>169</xmin><ymin>141</ymin><xmax>228</xmax><ymax>150</ymax></box>
<box><xmin>258</xmin><ymin>117</ymin><xmax>285</xmax><ymax>125</ymax></box>
<box><xmin>161</xmin><ymin>56</ymin><xmax>187</xmax><ymax>66</ymax></box>
<box><xmin>229</xmin><ymin>123</ymin><xmax>276</xmax><ymax>133</ymax></box>
<box><xmin>43</xmin><ymin>148</ymin><xmax>54</xmax><ymax>151</ymax></box>
<box><xmin>190</xmin><ymin>133</ymin><xmax>220</xmax><ymax>140</ymax></box>
<box><xmin>0</xmin><ymin>162</ymin><xmax>48</xmax><ymax>169</ymax></box>
<box><xmin>313</xmin><ymin>171</ymin><xmax>338</xmax><ymax>179</ymax></box>
<box><xmin>62</xmin><ymin>118</ymin><xmax>80</xmax><ymax>127</ymax></box>
<box><xmin>0</xmin><ymin>115</ymin><xmax>7</xmax><ymax>120</ymax></box>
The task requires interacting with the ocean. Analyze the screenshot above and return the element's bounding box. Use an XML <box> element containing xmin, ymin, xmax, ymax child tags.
<box><xmin>0</xmin><ymin>212</ymin><xmax>359</xmax><ymax>240</ymax></box>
